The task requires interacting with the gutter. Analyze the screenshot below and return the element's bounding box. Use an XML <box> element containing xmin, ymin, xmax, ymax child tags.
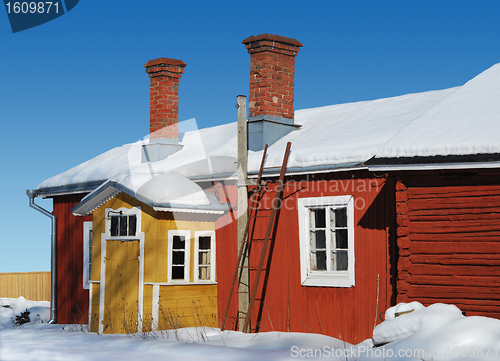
<box><xmin>26</xmin><ymin>189</ymin><xmax>57</xmax><ymax>324</ymax></box>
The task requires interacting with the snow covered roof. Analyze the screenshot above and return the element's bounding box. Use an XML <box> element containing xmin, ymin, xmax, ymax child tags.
<box><xmin>374</xmin><ymin>63</ymin><xmax>500</xmax><ymax>160</ymax></box>
<box><xmin>72</xmin><ymin>174</ymin><xmax>228</xmax><ymax>216</ymax></box>
<box><xmin>38</xmin><ymin>62</ymin><xmax>500</xmax><ymax>195</ymax></box>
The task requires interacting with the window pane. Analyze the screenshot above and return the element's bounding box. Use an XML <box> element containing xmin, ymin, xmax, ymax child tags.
<box><xmin>172</xmin><ymin>266</ymin><xmax>184</xmax><ymax>280</ymax></box>
<box><xmin>199</xmin><ymin>266</ymin><xmax>210</xmax><ymax>280</ymax></box>
<box><xmin>315</xmin><ymin>230</ymin><xmax>326</xmax><ymax>249</ymax></box>
<box><xmin>110</xmin><ymin>216</ymin><xmax>119</xmax><ymax>237</ymax></box>
<box><xmin>199</xmin><ymin>251</ymin><xmax>210</xmax><ymax>266</ymax></box>
<box><xmin>172</xmin><ymin>250</ymin><xmax>184</xmax><ymax>265</ymax></box>
<box><xmin>335</xmin><ymin>250</ymin><xmax>348</xmax><ymax>271</ymax></box>
<box><xmin>310</xmin><ymin>208</ymin><xmax>326</xmax><ymax>228</ymax></box>
<box><xmin>128</xmin><ymin>215</ymin><xmax>137</xmax><ymax>236</ymax></box>
<box><xmin>119</xmin><ymin>215</ymin><xmax>128</xmax><ymax>236</ymax></box>
<box><xmin>335</xmin><ymin>229</ymin><xmax>348</xmax><ymax>249</ymax></box>
<box><xmin>335</xmin><ymin>208</ymin><xmax>347</xmax><ymax>228</ymax></box>
<box><xmin>173</xmin><ymin>235</ymin><xmax>185</xmax><ymax>250</ymax></box>
<box><xmin>199</xmin><ymin>236</ymin><xmax>211</xmax><ymax>250</ymax></box>
<box><xmin>311</xmin><ymin>250</ymin><xmax>327</xmax><ymax>271</ymax></box>
<box><xmin>310</xmin><ymin>230</ymin><xmax>326</xmax><ymax>249</ymax></box>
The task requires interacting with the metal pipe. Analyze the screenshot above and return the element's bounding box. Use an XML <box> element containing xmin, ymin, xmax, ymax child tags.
<box><xmin>26</xmin><ymin>189</ymin><xmax>57</xmax><ymax>324</ymax></box>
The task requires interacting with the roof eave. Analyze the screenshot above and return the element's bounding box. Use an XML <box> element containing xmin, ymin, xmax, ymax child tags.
<box><xmin>367</xmin><ymin>153</ymin><xmax>500</xmax><ymax>171</ymax></box>
<box><xmin>37</xmin><ymin>180</ymin><xmax>106</xmax><ymax>198</ymax></box>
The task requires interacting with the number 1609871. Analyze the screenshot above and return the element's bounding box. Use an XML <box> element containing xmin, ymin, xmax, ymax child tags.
<box><xmin>5</xmin><ymin>2</ymin><xmax>59</xmax><ymax>14</ymax></box>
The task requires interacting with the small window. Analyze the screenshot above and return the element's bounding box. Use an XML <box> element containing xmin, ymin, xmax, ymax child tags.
<box><xmin>168</xmin><ymin>230</ymin><xmax>191</xmax><ymax>283</ymax></box>
<box><xmin>83</xmin><ymin>221</ymin><xmax>93</xmax><ymax>289</ymax></box>
<box><xmin>298</xmin><ymin>196</ymin><xmax>354</xmax><ymax>287</ymax></box>
<box><xmin>110</xmin><ymin>214</ymin><xmax>137</xmax><ymax>237</ymax></box>
<box><xmin>172</xmin><ymin>235</ymin><xmax>186</xmax><ymax>280</ymax></box>
<box><xmin>194</xmin><ymin>231</ymin><xmax>216</xmax><ymax>283</ymax></box>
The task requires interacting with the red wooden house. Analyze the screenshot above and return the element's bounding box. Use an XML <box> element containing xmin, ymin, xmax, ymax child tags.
<box><xmin>29</xmin><ymin>33</ymin><xmax>500</xmax><ymax>343</ymax></box>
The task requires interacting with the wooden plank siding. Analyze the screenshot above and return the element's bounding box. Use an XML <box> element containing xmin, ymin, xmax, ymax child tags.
<box><xmin>216</xmin><ymin>171</ymin><xmax>395</xmax><ymax>344</ymax></box>
<box><xmin>52</xmin><ymin>194</ymin><xmax>92</xmax><ymax>324</ymax></box>
<box><xmin>158</xmin><ymin>284</ymin><xmax>218</xmax><ymax>329</ymax></box>
<box><xmin>0</xmin><ymin>272</ymin><xmax>51</xmax><ymax>301</ymax></box>
<box><xmin>90</xmin><ymin>192</ymin><xmax>220</xmax><ymax>333</ymax></box>
<box><xmin>396</xmin><ymin>170</ymin><xmax>500</xmax><ymax>319</ymax></box>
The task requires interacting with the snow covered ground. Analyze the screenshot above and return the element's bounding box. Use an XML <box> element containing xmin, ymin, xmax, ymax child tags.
<box><xmin>2</xmin><ymin>297</ymin><xmax>500</xmax><ymax>360</ymax></box>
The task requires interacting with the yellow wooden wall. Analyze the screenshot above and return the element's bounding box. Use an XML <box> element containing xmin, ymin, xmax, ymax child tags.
<box><xmin>157</xmin><ymin>284</ymin><xmax>218</xmax><ymax>329</ymax></box>
<box><xmin>90</xmin><ymin>192</ymin><xmax>219</xmax><ymax>333</ymax></box>
<box><xmin>0</xmin><ymin>272</ymin><xmax>51</xmax><ymax>301</ymax></box>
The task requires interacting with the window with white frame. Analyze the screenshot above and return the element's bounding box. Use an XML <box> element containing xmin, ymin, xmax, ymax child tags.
<box><xmin>298</xmin><ymin>195</ymin><xmax>355</xmax><ymax>287</ymax></box>
<box><xmin>167</xmin><ymin>230</ymin><xmax>191</xmax><ymax>283</ymax></box>
<box><xmin>110</xmin><ymin>214</ymin><xmax>137</xmax><ymax>237</ymax></box>
<box><xmin>194</xmin><ymin>231</ymin><xmax>216</xmax><ymax>283</ymax></box>
<box><xmin>105</xmin><ymin>207</ymin><xmax>141</xmax><ymax>240</ymax></box>
<box><xmin>83</xmin><ymin>221</ymin><xmax>93</xmax><ymax>289</ymax></box>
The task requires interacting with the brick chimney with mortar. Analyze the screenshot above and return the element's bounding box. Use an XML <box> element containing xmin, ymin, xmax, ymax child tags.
<box><xmin>144</xmin><ymin>57</ymin><xmax>186</xmax><ymax>140</ymax></box>
<box><xmin>141</xmin><ymin>57</ymin><xmax>185</xmax><ymax>163</ymax></box>
<box><xmin>242</xmin><ymin>34</ymin><xmax>303</xmax><ymax>151</ymax></box>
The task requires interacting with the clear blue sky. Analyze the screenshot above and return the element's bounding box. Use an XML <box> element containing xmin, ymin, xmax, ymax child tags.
<box><xmin>1</xmin><ymin>0</ymin><xmax>500</xmax><ymax>272</ymax></box>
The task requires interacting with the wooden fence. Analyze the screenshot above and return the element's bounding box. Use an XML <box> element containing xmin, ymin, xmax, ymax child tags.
<box><xmin>0</xmin><ymin>272</ymin><xmax>51</xmax><ymax>301</ymax></box>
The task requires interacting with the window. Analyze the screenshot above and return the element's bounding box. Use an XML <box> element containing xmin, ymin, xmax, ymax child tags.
<box><xmin>83</xmin><ymin>221</ymin><xmax>93</xmax><ymax>289</ymax></box>
<box><xmin>110</xmin><ymin>214</ymin><xmax>137</xmax><ymax>237</ymax></box>
<box><xmin>105</xmin><ymin>207</ymin><xmax>141</xmax><ymax>240</ymax></box>
<box><xmin>167</xmin><ymin>230</ymin><xmax>191</xmax><ymax>283</ymax></box>
<box><xmin>298</xmin><ymin>195</ymin><xmax>354</xmax><ymax>287</ymax></box>
<box><xmin>194</xmin><ymin>231</ymin><xmax>216</xmax><ymax>282</ymax></box>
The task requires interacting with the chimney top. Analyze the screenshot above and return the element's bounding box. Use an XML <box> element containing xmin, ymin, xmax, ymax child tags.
<box><xmin>144</xmin><ymin>57</ymin><xmax>187</xmax><ymax>68</ymax></box>
<box><xmin>242</xmin><ymin>33</ymin><xmax>303</xmax><ymax>48</ymax></box>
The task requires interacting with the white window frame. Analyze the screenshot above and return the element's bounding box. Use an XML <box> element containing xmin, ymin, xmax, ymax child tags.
<box><xmin>194</xmin><ymin>231</ymin><xmax>216</xmax><ymax>283</ymax></box>
<box><xmin>83</xmin><ymin>221</ymin><xmax>93</xmax><ymax>290</ymax></box>
<box><xmin>298</xmin><ymin>195</ymin><xmax>355</xmax><ymax>287</ymax></box>
<box><xmin>104</xmin><ymin>207</ymin><xmax>141</xmax><ymax>241</ymax></box>
<box><xmin>167</xmin><ymin>230</ymin><xmax>191</xmax><ymax>283</ymax></box>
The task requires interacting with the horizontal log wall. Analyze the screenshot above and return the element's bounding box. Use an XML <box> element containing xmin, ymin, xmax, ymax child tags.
<box><xmin>396</xmin><ymin>171</ymin><xmax>500</xmax><ymax>318</ymax></box>
<box><xmin>0</xmin><ymin>272</ymin><xmax>51</xmax><ymax>301</ymax></box>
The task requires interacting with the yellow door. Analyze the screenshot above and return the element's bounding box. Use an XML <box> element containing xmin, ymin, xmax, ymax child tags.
<box><xmin>103</xmin><ymin>240</ymin><xmax>140</xmax><ymax>334</ymax></box>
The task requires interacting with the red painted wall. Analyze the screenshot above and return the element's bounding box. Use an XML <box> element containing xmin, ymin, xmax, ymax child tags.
<box><xmin>217</xmin><ymin>171</ymin><xmax>396</xmax><ymax>343</ymax></box>
<box><xmin>214</xmin><ymin>182</ymin><xmax>239</xmax><ymax>327</ymax></box>
<box><xmin>396</xmin><ymin>170</ymin><xmax>500</xmax><ymax>319</ymax></box>
<box><xmin>52</xmin><ymin>194</ymin><xmax>92</xmax><ymax>324</ymax></box>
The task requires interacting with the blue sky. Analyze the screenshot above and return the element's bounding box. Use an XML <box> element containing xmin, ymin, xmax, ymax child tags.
<box><xmin>1</xmin><ymin>0</ymin><xmax>500</xmax><ymax>272</ymax></box>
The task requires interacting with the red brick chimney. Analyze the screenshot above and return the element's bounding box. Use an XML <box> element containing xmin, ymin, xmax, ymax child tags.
<box><xmin>144</xmin><ymin>57</ymin><xmax>186</xmax><ymax>140</ymax></box>
<box><xmin>242</xmin><ymin>34</ymin><xmax>302</xmax><ymax>151</ymax></box>
<box><xmin>242</xmin><ymin>34</ymin><xmax>303</xmax><ymax>122</ymax></box>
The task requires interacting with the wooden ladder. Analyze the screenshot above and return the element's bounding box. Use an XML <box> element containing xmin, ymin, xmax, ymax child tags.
<box><xmin>221</xmin><ymin>142</ymin><xmax>292</xmax><ymax>333</ymax></box>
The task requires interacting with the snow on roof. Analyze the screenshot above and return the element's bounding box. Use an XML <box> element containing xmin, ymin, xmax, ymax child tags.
<box><xmin>72</xmin><ymin>174</ymin><xmax>228</xmax><ymax>216</ymax></box>
<box><xmin>246</xmin><ymin>87</ymin><xmax>456</xmax><ymax>172</ymax></box>
<box><xmin>38</xmin><ymin>122</ymin><xmax>239</xmax><ymax>191</ymax></box>
<box><xmin>38</xmin><ymin>62</ymin><xmax>500</xmax><ymax>192</ymax></box>
<box><xmin>375</xmin><ymin>62</ymin><xmax>500</xmax><ymax>159</ymax></box>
